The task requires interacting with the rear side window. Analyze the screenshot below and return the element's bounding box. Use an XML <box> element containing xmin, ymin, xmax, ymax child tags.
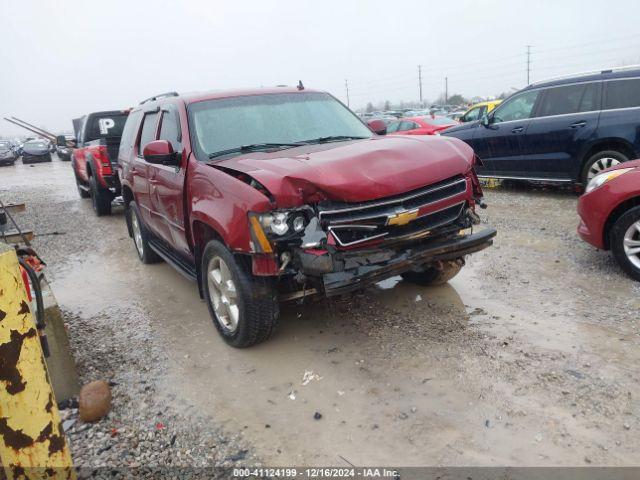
<box><xmin>119</xmin><ymin>111</ymin><xmax>142</xmax><ymax>159</ymax></box>
<box><xmin>138</xmin><ymin>112</ymin><xmax>159</xmax><ymax>155</ymax></box>
<box><xmin>387</xmin><ymin>122</ymin><xmax>400</xmax><ymax>133</ymax></box>
<box><xmin>537</xmin><ymin>82</ymin><xmax>599</xmax><ymax>117</ymax></box>
<box><xmin>604</xmin><ymin>78</ymin><xmax>640</xmax><ymax>110</ymax></box>
<box><xmin>399</xmin><ymin>121</ymin><xmax>416</xmax><ymax>131</ymax></box>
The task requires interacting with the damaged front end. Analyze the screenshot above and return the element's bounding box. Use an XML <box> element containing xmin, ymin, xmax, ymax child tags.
<box><xmin>246</xmin><ymin>173</ymin><xmax>496</xmax><ymax>299</ymax></box>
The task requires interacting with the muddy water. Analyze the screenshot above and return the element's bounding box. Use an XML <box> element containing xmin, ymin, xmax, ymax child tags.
<box><xmin>5</xmin><ymin>160</ymin><xmax>639</xmax><ymax>466</ymax></box>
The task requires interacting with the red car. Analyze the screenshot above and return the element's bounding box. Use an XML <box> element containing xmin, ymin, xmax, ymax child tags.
<box><xmin>118</xmin><ymin>88</ymin><xmax>495</xmax><ymax>347</ymax></box>
<box><xmin>578</xmin><ymin>159</ymin><xmax>640</xmax><ymax>281</ymax></box>
<box><xmin>387</xmin><ymin>115</ymin><xmax>458</xmax><ymax>136</ymax></box>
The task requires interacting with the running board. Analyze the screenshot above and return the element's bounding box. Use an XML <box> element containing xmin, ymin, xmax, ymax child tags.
<box><xmin>148</xmin><ymin>238</ymin><xmax>197</xmax><ymax>282</ymax></box>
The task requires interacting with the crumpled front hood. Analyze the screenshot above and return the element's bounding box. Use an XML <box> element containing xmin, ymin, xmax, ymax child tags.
<box><xmin>213</xmin><ymin>135</ymin><xmax>474</xmax><ymax>207</ymax></box>
<box><xmin>23</xmin><ymin>145</ymin><xmax>49</xmax><ymax>155</ymax></box>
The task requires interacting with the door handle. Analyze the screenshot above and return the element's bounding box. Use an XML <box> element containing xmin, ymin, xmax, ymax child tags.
<box><xmin>570</xmin><ymin>121</ymin><xmax>587</xmax><ymax>128</ymax></box>
<box><xmin>511</xmin><ymin>126</ymin><xmax>524</xmax><ymax>133</ymax></box>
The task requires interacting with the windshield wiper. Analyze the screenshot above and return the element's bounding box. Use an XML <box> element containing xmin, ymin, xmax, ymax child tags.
<box><xmin>298</xmin><ymin>135</ymin><xmax>369</xmax><ymax>145</ymax></box>
<box><xmin>208</xmin><ymin>142</ymin><xmax>302</xmax><ymax>159</ymax></box>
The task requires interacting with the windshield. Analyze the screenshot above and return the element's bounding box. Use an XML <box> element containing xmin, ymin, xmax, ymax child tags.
<box><xmin>189</xmin><ymin>92</ymin><xmax>372</xmax><ymax>160</ymax></box>
<box><xmin>25</xmin><ymin>141</ymin><xmax>47</xmax><ymax>148</ymax></box>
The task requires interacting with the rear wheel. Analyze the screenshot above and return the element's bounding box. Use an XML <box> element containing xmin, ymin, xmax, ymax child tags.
<box><xmin>89</xmin><ymin>173</ymin><xmax>112</xmax><ymax>216</ymax></box>
<box><xmin>127</xmin><ymin>201</ymin><xmax>161</xmax><ymax>264</ymax></box>
<box><xmin>202</xmin><ymin>240</ymin><xmax>279</xmax><ymax>347</ymax></box>
<box><xmin>581</xmin><ymin>150</ymin><xmax>628</xmax><ymax>186</ymax></box>
<box><xmin>401</xmin><ymin>258</ymin><xmax>465</xmax><ymax>286</ymax></box>
<box><xmin>610</xmin><ymin>206</ymin><xmax>640</xmax><ymax>282</ymax></box>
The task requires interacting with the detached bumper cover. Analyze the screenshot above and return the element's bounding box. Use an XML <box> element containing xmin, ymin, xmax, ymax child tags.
<box><xmin>311</xmin><ymin>228</ymin><xmax>496</xmax><ymax>296</ymax></box>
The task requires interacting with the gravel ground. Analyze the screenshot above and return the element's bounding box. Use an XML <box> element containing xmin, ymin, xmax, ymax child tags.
<box><xmin>2</xmin><ymin>159</ymin><xmax>257</xmax><ymax>474</ymax></box>
<box><xmin>2</xmin><ymin>158</ymin><xmax>639</xmax><ymax>467</ymax></box>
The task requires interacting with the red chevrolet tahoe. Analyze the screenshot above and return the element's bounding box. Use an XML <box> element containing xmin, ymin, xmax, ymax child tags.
<box><xmin>118</xmin><ymin>88</ymin><xmax>496</xmax><ymax>347</ymax></box>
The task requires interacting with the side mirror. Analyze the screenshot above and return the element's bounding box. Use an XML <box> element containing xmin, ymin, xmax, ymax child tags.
<box><xmin>480</xmin><ymin>115</ymin><xmax>490</xmax><ymax>127</ymax></box>
<box><xmin>143</xmin><ymin>140</ymin><xmax>179</xmax><ymax>166</ymax></box>
<box><xmin>367</xmin><ymin>119</ymin><xmax>387</xmax><ymax>135</ymax></box>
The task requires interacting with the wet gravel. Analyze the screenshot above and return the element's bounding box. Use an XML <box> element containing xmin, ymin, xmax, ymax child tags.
<box><xmin>2</xmin><ymin>159</ymin><xmax>639</xmax><ymax>467</ymax></box>
<box><xmin>2</xmin><ymin>159</ymin><xmax>256</xmax><ymax>471</ymax></box>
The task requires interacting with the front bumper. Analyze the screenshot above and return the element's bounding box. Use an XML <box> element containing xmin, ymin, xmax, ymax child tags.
<box><xmin>296</xmin><ymin>228</ymin><xmax>496</xmax><ymax>297</ymax></box>
<box><xmin>22</xmin><ymin>153</ymin><xmax>51</xmax><ymax>164</ymax></box>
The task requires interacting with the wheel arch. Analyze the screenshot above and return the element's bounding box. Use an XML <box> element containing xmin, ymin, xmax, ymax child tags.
<box><xmin>191</xmin><ymin>220</ymin><xmax>227</xmax><ymax>299</ymax></box>
<box><xmin>579</xmin><ymin>138</ymin><xmax>636</xmax><ymax>181</ymax></box>
<box><xmin>603</xmin><ymin>195</ymin><xmax>640</xmax><ymax>249</ymax></box>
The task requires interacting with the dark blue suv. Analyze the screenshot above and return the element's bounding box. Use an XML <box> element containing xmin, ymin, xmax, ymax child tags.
<box><xmin>442</xmin><ymin>67</ymin><xmax>640</xmax><ymax>186</ymax></box>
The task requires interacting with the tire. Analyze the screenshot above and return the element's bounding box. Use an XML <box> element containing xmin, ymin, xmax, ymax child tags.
<box><xmin>581</xmin><ymin>150</ymin><xmax>629</xmax><ymax>186</ymax></box>
<box><xmin>401</xmin><ymin>258</ymin><xmax>465</xmax><ymax>286</ymax></box>
<box><xmin>201</xmin><ymin>240</ymin><xmax>279</xmax><ymax>348</ymax></box>
<box><xmin>127</xmin><ymin>201</ymin><xmax>161</xmax><ymax>264</ymax></box>
<box><xmin>89</xmin><ymin>173</ymin><xmax>112</xmax><ymax>216</ymax></box>
<box><xmin>610</xmin><ymin>206</ymin><xmax>640</xmax><ymax>282</ymax></box>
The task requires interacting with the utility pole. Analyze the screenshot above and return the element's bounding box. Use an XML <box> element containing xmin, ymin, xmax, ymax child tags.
<box><xmin>444</xmin><ymin>77</ymin><xmax>448</xmax><ymax>104</ymax></box>
<box><xmin>418</xmin><ymin>65</ymin><xmax>423</xmax><ymax>105</ymax></box>
<box><xmin>526</xmin><ymin>45</ymin><xmax>532</xmax><ymax>85</ymax></box>
<box><xmin>345</xmin><ymin>79</ymin><xmax>350</xmax><ymax>107</ymax></box>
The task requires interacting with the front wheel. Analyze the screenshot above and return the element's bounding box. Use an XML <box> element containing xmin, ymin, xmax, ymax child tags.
<box><xmin>202</xmin><ymin>240</ymin><xmax>279</xmax><ymax>348</ymax></box>
<box><xmin>610</xmin><ymin>206</ymin><xmax>640</xmax><ymax>282</ymax></box>
<box><xmin>89</xmin><ymin>174</ymin><xmax>112</xmax><ymax>216</ymax></box>
<box><xmin>401</xmin><ymin>258</ymin><xmax>465</xmax><ymax>286</ymax></box>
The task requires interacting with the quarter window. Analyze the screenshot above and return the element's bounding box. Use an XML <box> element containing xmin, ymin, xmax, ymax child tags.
<box><xmin>492</xmin><ymin>90</ymin><xmax>540</xmax><ymax>123</ymax></box>
<box><xmin>119</xmin><ymin>110</ymin><xmax>142</xmax><ymax>158</ymax></box>
<box><xmin>604</xmin><ymin>78</ymin><xmax>640</xmax><ymax>110</ymax></box>
<box><xmin>138</xmin><ymin>112</ymin><xmax>158</xmax><ymax>155</ymax></box>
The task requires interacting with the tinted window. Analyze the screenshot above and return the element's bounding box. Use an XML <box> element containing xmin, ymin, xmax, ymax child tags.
<box><xmin>537</xmin><ymin>83</ymin><xmax>598</xmax><ymax>117</ymax></box>
<box><xmin>387</xmin><ymin>122</ymin><xmax>400</xmax><ymax>133</ymax></box>
<box><xmin>138</xmin><ymin>112</ymin><xmax>158</xmax><ymax>155</ymax></box>
<box><xmin>604</xmin><ymin>78</ymin><xmax>640</xmax><ymax>110</ymax></box>
<box><xmin>492</xmin><ymin>90</ymin><xmax>540</xmax><ymax>123</ymax></box>
<box><xmin>462</xmin><ymin>107</ymin><xmax>481</xmax><ymax>122</ymax></box>
<box><xmin>84</xmin><ymin>113</ymin><xmax>128</xmax><ymax>142</ymax></box>
<box><xmin>579</xmin><ymin>82</ymin><xmax>599</xmax><ymax>112</ymax></box>
<box><xmin>159</xmin><ymin>109</ymin><xmax>182</xmax><ymax>150</ymax></box>
<box><xmin>119</xmin><ymin>110</ymin><xmax>142</xmax><ymax>159</ymax></box>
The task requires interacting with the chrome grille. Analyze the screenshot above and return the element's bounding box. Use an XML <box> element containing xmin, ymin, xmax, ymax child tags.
<box><xmin>319</xmin><ymin>176</ymin><xmax>468</xmax><ymax>247</ymax></box>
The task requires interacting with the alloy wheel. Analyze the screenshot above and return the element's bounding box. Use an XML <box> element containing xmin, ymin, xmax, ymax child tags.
<box><xmin>131</xmin><ymin>212</ymin><xmax>144</xmax><ymax>258</ymax></box>
<box><xmin>207</xmin><ymin>256</ymin><xmax>240</xmax><ymax>333</ymax></box>
<box><xmin>623</xmin><ymin>220</ymin><xmax>640</xmax><ymax>269</ymax></box>
<box><xmin>587</xmin><ymin>157</ymin><xmax>621</xmax><ymax>181</ymax></box>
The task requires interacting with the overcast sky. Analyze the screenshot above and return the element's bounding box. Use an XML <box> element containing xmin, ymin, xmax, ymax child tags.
<box><xmin>1</xmin><ymin>0</ymin><xmax>640</xmax><ymax>136</ymax></box>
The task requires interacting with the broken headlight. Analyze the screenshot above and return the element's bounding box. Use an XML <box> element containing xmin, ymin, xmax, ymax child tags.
<box><xmin>256</xmin><ymin>210</ymin><xmax>308</xmax><ymax>236</ymax></box>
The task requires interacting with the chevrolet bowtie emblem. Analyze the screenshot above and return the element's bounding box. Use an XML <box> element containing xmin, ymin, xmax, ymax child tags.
<box><xmin>387</xmin><ymin>208</ymin><xmax>419</xmax><ymax>226</ymax></box>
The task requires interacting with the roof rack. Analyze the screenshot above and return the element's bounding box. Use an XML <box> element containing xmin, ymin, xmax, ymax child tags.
<box><xmin>530</xmin><ymin>64</ymin><xmax>640</xmax><ymax>86</ymax></box>
<box><xmin>139</xmin><ymin>91</ymin><xmax>179</xmax><ymax>105</ymax></box>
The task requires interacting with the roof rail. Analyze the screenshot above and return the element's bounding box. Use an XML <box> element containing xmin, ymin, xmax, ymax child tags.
<box><xmin>530</xmin><ymin>64</ymin><xmax>640</xmax><ymax>86</ymax></box>
<box><xmin>139</xmin><ymin>91</ymin><xmax>179</xmax><ymax>105</ymax></box>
